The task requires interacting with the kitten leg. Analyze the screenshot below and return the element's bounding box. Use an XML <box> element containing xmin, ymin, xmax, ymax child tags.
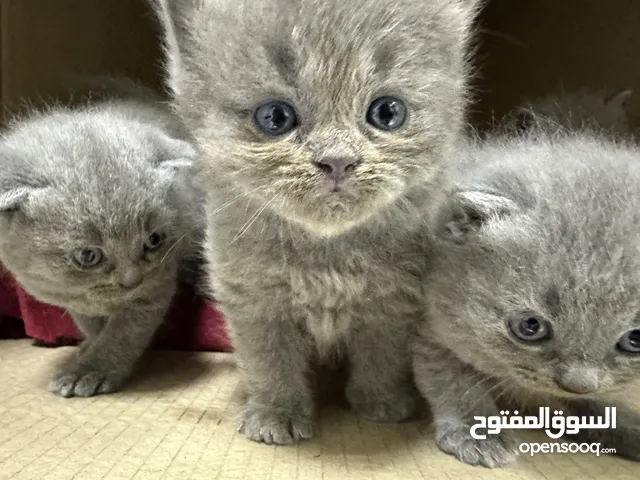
<box><xmin>232</xmin><ymin>315</ymin><xmax>314</xmax><ymax>445</ymax></box>
<box><xmin>413</xmin><ymin>336</ymin><xmax>519</xmax><ymax>468</ymax></box>
<box><xmin>568</xmin><ymin>399</ymin><xmax>640</xmax><ymax>461</ymax></box>
<box><xmin>50</xmin><ymin>305</ymin><xmax>168</xmax><ymax>398</ymax></box>
<box><xmin>71</xmin><ymin>313</ymin><xmax>107</xmax><ymax>354</ymax></box>
<box><xmin>346</xmin><ymin>319</ymin><xmax>417</xmax><ymax>422</ymax></box>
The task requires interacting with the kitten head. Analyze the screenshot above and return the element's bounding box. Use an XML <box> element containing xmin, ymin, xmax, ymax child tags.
<box><xmin>0</xmin><ymin>105</ymin><xmax>199</xmax><ymax>308</ymax></box>
<box><xmin>154</xmin><ymin>0</ymin><xmax>480</xmax><ymax>236</ymax></box>
<box><xmin>427</xmin><ymin>135</ymin><xmax>640</xmax><ymax>399</ymax></box>
<box><xmin>509</xmin><ymin>88</ymin><xmax>633</xmax><ymax>135</ymax></box>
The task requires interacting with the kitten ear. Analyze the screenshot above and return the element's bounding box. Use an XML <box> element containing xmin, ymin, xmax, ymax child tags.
<box><xmin>513</xmin><ymin>108</ymin><xmax>536</xmax><ymax>132</ymax></box>
<box><xmin>157</xmin><ymin>136</ymin><xmax>198</xmax><ymax>171</ymax></box>
<box><xmin>150</xmin><ymin>0</ymin><xmax>200</xmax><ymax>97</ymax></box>
<box><xmin>0</xmin><ymin>146</ymin><xmax>40</xmax><ymax>211</ymax></box>
<box><xmin>605</xmin><ymin>89</ymin><xmax>633</xmax><ymax>109</ymax></box>
<box><xmin>0</xmin><ymin>186</ymin><xmax>33</xmax><ymax>211</ymax></box>
<box><xmin>436</xmin><ymin>189</ymin><xmax>519</xmax><ymax>242</ymax></box>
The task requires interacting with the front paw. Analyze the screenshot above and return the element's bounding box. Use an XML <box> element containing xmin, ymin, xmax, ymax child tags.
<box><xmin>435</xmin><ymin>422</ymin><xmax>519</xmax><ymax>468</ymax></box>
<box><xmin>347</xmin><ymin>384</ymin><xmax>417</xmax><ymax>422</ymax></box>
<box><xmin>238</xmin><ymin>405</ymin><xmax>314</xmax><ymax>445</ymax></box>
<box><xmin>50</xmin><ymin>367</ymin><xmax>125</xmax><ymax>398</ymax></box>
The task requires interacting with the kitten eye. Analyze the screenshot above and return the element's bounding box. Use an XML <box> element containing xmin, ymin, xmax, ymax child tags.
<box><xmin>366</xmin><ymin>96</ymin><xmax>407</xmax><ymax>131</ymax></box>
<box><xmin>71</xmin><ymin>248</ymin><xmax>104</xmax><ymax>268</ymax></box>
<box><xmin>144</xmin><ymin>231</ymin><xmax>166</xmax><ymax>252</ymax></box>
<box><xmin>253</xmin><ymin>100</ymin><xmax>297</xmax><ymax>136</ymax></box>
<box><xmin>616</xmin><ymin>329</ymin><xmax>640</xmax><ymax>354</ymax></box>
<box><xmin>508</xmin><ymin>313</ymin><xmax>552</xmax><ymax>343</ymax></box>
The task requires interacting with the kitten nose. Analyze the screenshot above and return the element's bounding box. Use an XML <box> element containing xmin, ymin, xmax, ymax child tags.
<box><xmin>555</xmin><ymin>365</ymin><xmax>600</xmax><ymax>394</ymax></box>
<box><xmin>119</xmin><ymin>267</ymin><xmax>143</xmax><ymax>289</ymax></box>
<box><xmin>312</xmin><ymin>157</ymin><xmax>362</xmax><ymax>182</ymax></box>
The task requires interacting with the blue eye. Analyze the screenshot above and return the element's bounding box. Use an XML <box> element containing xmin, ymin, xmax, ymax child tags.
<box><xmin>508</xmin><ymin>313</ymin><xmax>552</xmax><ymax>343</ymax></box>
<box><xmin>366</xmin><ymin>96</ymin><xmax>407</xmax><ymax>131</ymax></box>
<box><xmin>253</xmin><ymin>100</ymin><xmax>298</xmax><ymax>136</ymax></box>
<box><xmin>617</xmin><ymin>330</ymin><xmax>640</xmax><ymax>354</ymax></box>
<box><xmin>144</xmin><ymin>231</ymin><xmax>166</xmax><ymax>252</ymax></box>
<box><xmin>72</xmin><ymin>248</ymin><xmax>104</xmax><ymax>268</ymax></box>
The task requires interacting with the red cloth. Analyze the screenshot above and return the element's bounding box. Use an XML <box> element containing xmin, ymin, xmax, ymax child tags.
<box><xmin>0</xmin><ymin>266</ymin><xmax>231</xmax><ymax>352</ymax></box>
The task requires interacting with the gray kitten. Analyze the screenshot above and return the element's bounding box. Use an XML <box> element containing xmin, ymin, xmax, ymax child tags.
<box><xmin>0</xmin><ymin>99</ymin><xmax>201</xmax><ymax>397</ymax></box>
<box><xmin>414</xmin><ymin>130</ymin><xmax>640</xmax><ymax>467</ymax></box>
<box><xmin>154</xmin><ymin>0</ymin><xmax>480</xmax><ymax>444</ymax></box>
<box><xmin>504</xmin><ymin>88</ymin><xmax>633</xmax><ymax>136</ymax></box>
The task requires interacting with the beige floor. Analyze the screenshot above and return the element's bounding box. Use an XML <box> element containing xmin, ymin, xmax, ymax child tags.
<box><xmin>0</xmin><ymin>339</ymin><xmax>637</xmax><ymax>480</ymax></box>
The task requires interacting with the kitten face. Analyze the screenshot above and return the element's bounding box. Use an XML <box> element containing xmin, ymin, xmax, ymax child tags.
<box><xmin>427</xmin><ymin>136</ymin><xmax>640</xmax><ymax>399</ymax></box>
<box><xmin>0</xmin><ymin>106</ymin><xmax>198</xmax><ymax>308</ymax></box>
<box><xmin>157</xmin><ymin>0</ymin><xmax>478</xmax><ymax>236</ymax></box>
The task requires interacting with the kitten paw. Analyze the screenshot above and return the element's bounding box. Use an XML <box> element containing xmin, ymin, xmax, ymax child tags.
<box><xmin>238</xmin><ymin>405</ymin><xmax>314</xmax><ymax>445</ymax></box>
<box><xmin>50</xmin><ymin>368</ymin><xmax>124</xmax><ymax>398</ymax></box>
<box><xmin>435</xmin><ymin>422</ymin><xmax>519</xmax><ymax>468</ymax></box>
<box><xmin>348</xmin><ymin>388</ymin><xmax>417</xmax><ymax>423</ymax></box>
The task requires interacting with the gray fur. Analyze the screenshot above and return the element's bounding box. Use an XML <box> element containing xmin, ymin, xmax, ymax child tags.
<box><xmin>0</xmin><ymin>99</ymin><xmax>202</xmax><ymax>397</ymax></box>
<box><xmin>414</xmin><ymin>129</ymin><xmax>640</xmax><ymax>467</ymax></box>
<box><xmin>153</xmin><ymin>0</ymin><xmax>480</xmax><ymax>443</ymax></box>
<box><xmin>502</xmin><ymin>88</ymin><xmax>633</xmax><ymax>136</ymax></box>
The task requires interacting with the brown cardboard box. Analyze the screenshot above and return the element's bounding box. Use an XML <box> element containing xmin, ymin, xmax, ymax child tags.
<box><xmin>473</xmin><ymin>0</ymin><xmax>640</xmax><ymax>129</ymax></box>
<box><xmin>0</xmin><ymin>0</ymin><xmax>163</xmax><ymax>120</ymax></box>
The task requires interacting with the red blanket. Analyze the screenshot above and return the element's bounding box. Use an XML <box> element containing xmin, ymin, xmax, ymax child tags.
<box><xmin>0</xmin><ymin>267</ymin><xmax>231</xmax><ymax>352</ymax></box>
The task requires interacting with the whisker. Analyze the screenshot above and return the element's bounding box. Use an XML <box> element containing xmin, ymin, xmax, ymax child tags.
<box><xmin>208</xmin><ymin>186</ymin><xmax>264</xmax><ymax>218</ymax></box>
<box><xmin>460</xmin><ymin>372</ymin><xmax>494</xmax><ymax>402</ymax></box>
<box><xmin>463</xmin><ymin>378</ymin><xmax>511</xmax><ymax>417</ymax></box>
<box><xmin>231</xmin><ymin>195</ymin><xmax>279</xmax><ymax>244</ymax></box>
<box><xmin>161</xmin><ymin>232</ymin><xmax>190</xmax><ymax>264</ymax></box>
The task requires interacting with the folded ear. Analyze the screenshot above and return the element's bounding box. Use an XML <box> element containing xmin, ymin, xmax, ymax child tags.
<box><xmin>0</xmin><ymin>185</ymin><xmax>33</xmax><ymax>211</ymax></box>
<box><xmin>0</xmin><ymin>146</ymin><xmax>42</xmax><ymax>212</ymax></box>
<box><xmin>436</xmin><ymin>189</ymin><xmax>520</xmax><ymax>243</ymax></box>
<box><xmin>513</xmin><ymin>107</ymin><xmax>536</xmax><ymax>132</ymax></box>
<box><xmin>605</xmin><ymin>89</ymin><xmax>633</xmax><ymax>110</ymax></box>
<box><xmin>156</xmin><ymin>135</ymin><xmax>198</xmax><ymax>171</ymax></box>
<box><xmin>150</xmin><ymin>0</ymin><xmax>201</xmax><ymax>97</ymax></box>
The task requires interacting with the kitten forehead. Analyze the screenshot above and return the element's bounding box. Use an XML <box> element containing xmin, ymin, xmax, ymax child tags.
<box><xmin>439</xmin><ymin>132</ymin><xmax>640</xmax><ymax>327</ymax></box>
<box><xmin>0</xmin><ymin>103</ymin><xmax>196</xmax><ymax>235</ymax></box>
<box><xmin>169</xmin><ymin>0</ymin><xmax>477</xmax><ymax>110</ymax></box>
<box><xmin>3</xmin><ymin>109</ymin><xmax>173</xmax><ymax>190</ymax></box>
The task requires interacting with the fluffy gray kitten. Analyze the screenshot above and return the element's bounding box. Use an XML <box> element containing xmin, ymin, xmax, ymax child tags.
<box><xmin>0</xmin><ymin>99</ymin><xmax>201</xmax><ymax>397</ymax></box>
<box><xmin>153</xmin><ymin>0</ymin><xmax>480</xmax><ymax>444</ymax></box>
<box><xmin>414</xmin><ymin>130</ymin><xmax>640</xmax><ymax>467</ymax></box>
<box><xmin>504</xmin><ymin>88</ymin><xmax>633</xmax><ymax>135</ymax></box>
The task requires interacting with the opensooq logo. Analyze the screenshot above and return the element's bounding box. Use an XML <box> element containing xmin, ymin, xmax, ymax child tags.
<box><xmin>469</xmin><ymin>407</ymin><xmax>616</xmax><ymax>440</ymax></box>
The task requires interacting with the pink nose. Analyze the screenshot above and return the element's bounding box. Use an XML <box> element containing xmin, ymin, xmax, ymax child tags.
<box><xmin>312</xmin><ymin>156</ymin><xmax>362</xmax><ymax>182</ymax></box>
<box><xmin>119</xmin><ymin>267</ymin><xmax>143</xmax><ymax>289</ymax></box>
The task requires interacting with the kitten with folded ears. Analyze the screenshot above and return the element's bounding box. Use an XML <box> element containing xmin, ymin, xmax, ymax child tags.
<box><xmin>0</xmin><ymin>97</ymin><xmax>203</xmax><ymax>397</ymax></box>
<box><xmin>504</xmin><ymin>87</ymin><xmax>633</xmax><ymax>135</ymax></box>
<box><xmin>154</xmin><ymin>0</ymin><xmax>481</xmax><ymax>444</ymax></box>
<box><xmin>414</xmin><ymin>129</ymin><xmax>640</xmax><ymax>467</ymax></box>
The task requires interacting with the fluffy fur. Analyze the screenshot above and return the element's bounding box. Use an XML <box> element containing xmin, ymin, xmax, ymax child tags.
<box><xmin>153</xmin><ymin>0</ymin><xmax>480</xmax><ymax>444</ymax></box>
<box><xmin>414</xmin><ymin>129</ymin><xmax>640</xmax><ymax>467</ymax></box>
<box><xmin>503</xmin><ymin>87</ymin><xmax>633</xmax><ymax>136</ymax></box>
<box><xmin>0</xmin><ymin>99</ymin><xmax>202</xmax><ymax>397</ymax></box>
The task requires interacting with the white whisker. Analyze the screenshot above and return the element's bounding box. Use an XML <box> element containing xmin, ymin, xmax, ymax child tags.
<box><xmin>231</xmin><ymin>195</ymin><xmax>279</xmax><ymax>244</ymax></box>
<box><xmin>161</xmin><ymin>232</ymin><xmax>189</xmax><ymax>263</ymax></box>
<box><xmin>208</xmin><ymin>186</ymin><xmax>264</xmax><ymax>218</ymax></box>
